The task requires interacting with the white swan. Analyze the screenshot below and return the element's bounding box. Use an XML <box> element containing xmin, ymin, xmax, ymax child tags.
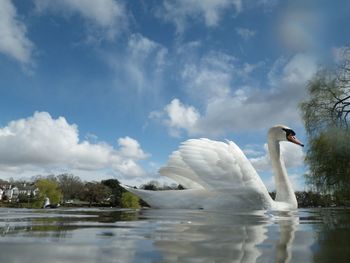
<box><xmin>123</xmin><ymin>125</ymin><xmax>304</xmax><ymax>210</ymax></box>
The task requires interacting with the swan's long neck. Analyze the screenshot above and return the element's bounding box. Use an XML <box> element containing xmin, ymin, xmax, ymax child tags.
<box><xmin>268</xmin><ymin>136</ymin><xmax>297</xmax><ymax>208</ymax></box>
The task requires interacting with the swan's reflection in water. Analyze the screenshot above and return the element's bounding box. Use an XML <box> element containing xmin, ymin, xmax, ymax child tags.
<box><xmin>273</xmin><ymin>211</ymin><xmax>299</xmax><ymax>263</ymax></box>
<box><xmin>0</xmin><ymin>208</ymin><xmax>337</xmax><ymax>263</ymax></box>
<box><xmin>142</xmin><ymin>209</ymin><xmax>304</xmax><ymax>263</ymax></box>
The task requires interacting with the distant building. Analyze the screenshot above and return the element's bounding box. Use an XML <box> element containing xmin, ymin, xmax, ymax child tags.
<box><xmin>17</xmin><ymin>184</ymin><xmax>39</xmax><ymax>197</ymax></box>
<box><xmin>0</xmin><ymin>183</ymin><xmax>13</xmax><ymax>201</ymax></box>
<box><xmin>0</xmin><ymin>183</ymin><xmax>39</xmax><ymax>202</ymax></box>
<box><xmin>4</xmin><ymin>188</ymin><xmax>15</xmax><ymax>201</ymax></box>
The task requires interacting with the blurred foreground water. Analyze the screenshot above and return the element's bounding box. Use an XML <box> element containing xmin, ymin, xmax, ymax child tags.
<box><xmin>0</xmin><ymin>207</ymin><xmax>349</xmax><ymax>263</ymax></box>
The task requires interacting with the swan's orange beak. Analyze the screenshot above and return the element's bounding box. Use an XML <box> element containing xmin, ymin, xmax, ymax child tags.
<box><xmin>287</xmin><ymin>135</ymin><xmax>304</xmax><ymax>147</ymax></box>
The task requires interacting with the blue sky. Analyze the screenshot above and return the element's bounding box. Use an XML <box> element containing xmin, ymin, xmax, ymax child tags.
<box><xmin>0</xmin><ymin>0</ymin><xmax>349</xmax><ymax>190</ymax></box>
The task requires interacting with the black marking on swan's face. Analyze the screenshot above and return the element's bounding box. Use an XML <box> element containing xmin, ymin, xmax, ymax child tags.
<box><xmin>282</xmin><ymin>128</ymin><xmax>304</xmax><ymax>147</ymax></box>
<box><xmin>282</xmin><ymin>128</ymin><xmax>295</xmax><ymax>138</ymax></box>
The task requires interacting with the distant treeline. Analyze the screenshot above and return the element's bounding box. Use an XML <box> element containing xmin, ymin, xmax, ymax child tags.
<box><xmin>269</xmin><ymin>191</ymin><xmax>349</xmax><ymax>208</ymax></box>
<box><xmin>1</xmin><ymin>175</ymin><xmax>348</xmax><ymax>209</ymax></box>
<box><xmin>0</xmin><ymin>175</ymin><xmax>185</xmax><ymax>209</ymax></box>
<box><xmin>0</xmin><ymin>174</ymin><xmax>141</xmax><ymax>209</ymax></box>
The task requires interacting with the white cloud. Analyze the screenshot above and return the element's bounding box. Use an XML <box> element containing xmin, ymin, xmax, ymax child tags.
<box><xmin>127</xmin><ymin>34</ymin><xmax>168</xmax><ymax>91</ymax></box>
<box><xmin>279</xmin><ymin>53</ymin><xmax>317</xmax><ymax>86</ymax></box>
<box><xmin>0</xmin><ymin>0</ymin><xmax>34</xmax><ymax>65</ymax></box>
<box><xmin>242</xmin><ymin>144</ymin><xmax>264</xmax><ymax>157</ymax></box>
<box><xmin>181</xmin><ymin>52</ymin><xmax>234</xmax><ymax>101</ymax></box>
<box><xmin>113</xmin><ymin>159</ymin><xmax>146</xmax><ymax>178</ymax></box>
<box><xmin>34</xmin><ymin>0</ymin><xmax>127</xmax><ymax>40</ymax></box>
<box><xmin>149</xmin><ymin>99</ymin><xmax>200</xmax><ymax>137</ymax></box>
<box><xmin>117</xmin><ymin>137</ymin><xmax>148</xmax><ymax>160</ymax></box>
<box><xmin>196</xmin><ymin>55</ymin><xmax>316</xmax><ymax>135</ymax></box>
<box><xmin>0</xmin><ymin>112</ymin><xmax>148</xmax><ymax>178</ymax></box>
<box><xmin>158</xmin><ymin>0</ymin><xmax>242</xmax><ymax>33</ymax></box>
<box><xmin>105</xmin><ymin>33</ymin><xmax>168</xmax><ymax>95</ymax></box>
<box><xmin>151</xmin><ymin>52</ymin><xmax>317</xmax><ymax>137</ymax></box>
<box><xmin>239</xmin><ymin>61</ymin><xmax>265</xmax><ymax>79</ymax></box>
<box><xmin>236</xmin><ymin>27</ymin><xmax>256</xmax><ymax>40</ymax></box>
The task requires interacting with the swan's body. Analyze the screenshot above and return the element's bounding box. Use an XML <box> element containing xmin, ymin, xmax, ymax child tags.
<box><xmin>124</xmin><ymin>125</ymin><xmax>303</xmax><ymax>210</ymax></box>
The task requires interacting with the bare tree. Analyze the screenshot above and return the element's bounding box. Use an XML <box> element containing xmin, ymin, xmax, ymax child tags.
<box><xmin>301</xmin><ymin>47</ymin><xmax>350</xmax><ymax>135</ymax></box>
<box><xmin>300</xmin><ymin>46</ymin><xmax>350</xmax><ymax>198</ymax></box>
<box><xmin>57</xmin><ymin>174</ymin><xmax>84</xmax><ymax>202</ymax></box>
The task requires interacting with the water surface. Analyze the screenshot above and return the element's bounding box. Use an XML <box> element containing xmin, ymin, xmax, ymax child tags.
<box><xmin>0</xmin><ymin>207</ymin><xmax>349</xmax><ymax>262</ymax></box>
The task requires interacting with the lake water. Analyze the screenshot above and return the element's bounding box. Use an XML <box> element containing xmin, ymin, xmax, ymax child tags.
<box><xmin>0</xmin><ymin>207</ymin><xmax>349</xmax><ymax>263</ymax></box>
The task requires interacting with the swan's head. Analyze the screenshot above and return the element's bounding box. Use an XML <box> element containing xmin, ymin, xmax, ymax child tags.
<box><xmin>269</xmin><ymin>125</ymin><xmax>304</xmax><ymax>147</ymax></box>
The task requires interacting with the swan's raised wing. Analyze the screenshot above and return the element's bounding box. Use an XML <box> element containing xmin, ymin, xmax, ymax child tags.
<box><xmin>159</xmin><ymin>138</ymin><xmax>270</xmax><ymax>195</ymax></box>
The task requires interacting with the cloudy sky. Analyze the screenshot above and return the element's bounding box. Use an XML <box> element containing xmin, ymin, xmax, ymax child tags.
<box><xmin>0</xmin><ymin>0</ymin><xmax>349</xmax><ymax>190</ymax></box>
